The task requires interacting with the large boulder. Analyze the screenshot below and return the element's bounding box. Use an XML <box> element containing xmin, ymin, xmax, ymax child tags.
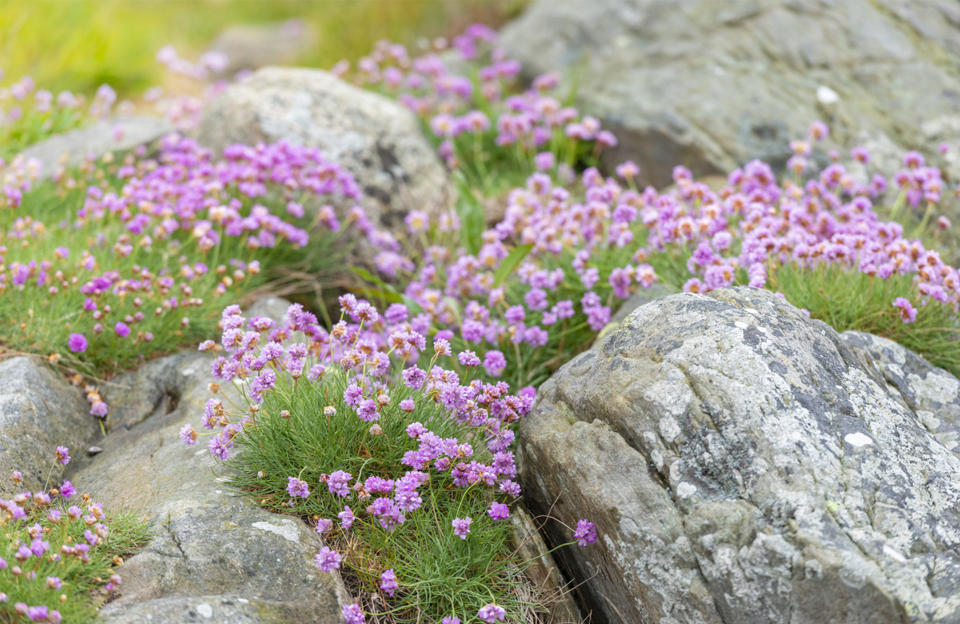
<box><xmin>519</xmin><ymin>287</ymin><xmax>960</xmax><ymax>623</ymax></box>
<box><xmin>499</xmin><ymin>0</ymin><xmax>960</xmax><ymax>186</ymax></box>
<box><xmin>196</xmin><ymin>67</ymin><xmax>454</xmax><ymax>231</ymax></box>
<box><xmin>69</xmin><ymin>350</ymin><xmax>349</xmax><ymax>623</ymax></box>
<box><xmin>0</xmin><ymin>356</ymin><xmax>98</xmax><ymax>497</ymax></box>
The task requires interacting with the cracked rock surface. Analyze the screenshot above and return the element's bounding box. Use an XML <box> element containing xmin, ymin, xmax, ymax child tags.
<box><xmin>196</xmin><ymin>67</ymin><xmax>453</xmax><ymax>232</ymax></box>
<box><xmin>519</xmin><ymin>287</ymin><xmax>960</xmax><ymax>623</ymax></box>
<box><xmin>69</xmin><ymin>350</ymin><xmax>348</xmax><ymax>623</ymax></box>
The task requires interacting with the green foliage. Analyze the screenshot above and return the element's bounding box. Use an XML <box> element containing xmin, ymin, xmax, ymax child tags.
<box><xmin>225</xmin><ymin>368</ymin><xmax>539</xmax><ymax>622</ymax></box>
<box><xmin>0</xmin><ymin>162</ymin><xmax>348</xmax><ymax>380</ymax></box>
<box><xmin>0</xmin><ymin>0</ymin><xmax>526</xmax><ymax>97</ymax></box>
<box><xmin>0</xmin><ymin>108</ymin><xmax>83</xmax><ymax>161</ymax></box>
<box><xmin>0</xmin><ymin>488</ymin><xmax>150</xmax><ymax>623</ymax></box>
<box><xmin>770</xmin><ymin>263</ymin><xmax>960</xmax><ymax>376</ymax></box>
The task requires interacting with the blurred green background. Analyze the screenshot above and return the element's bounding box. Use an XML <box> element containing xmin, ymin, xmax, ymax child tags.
<box><xmin>0</xmin><ymin>0</ymin><xmax>526</xmax><ymax>96</ymax></box>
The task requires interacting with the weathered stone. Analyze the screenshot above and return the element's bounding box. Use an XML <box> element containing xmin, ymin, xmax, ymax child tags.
<box><xmin>499</xmin><ymin>0</ymin><xmax>960</xmax><ymax>187</ymax></box>
<box><xmin>519</xmin><ymin>287</ymin><xmax>960</xmax><ymax>623</ymax></box>
<box><xmin>610</xmin><ymin>283</ymin><xmax>678</xmax><ymax>326</ymax></box>
<box><xmin>69</xmin><ymin>350</ymin><xmax>348</xmax><ymax>623</ymax></box>
<box><xmin>209</xmin><ymin>20</ymin><xmax>317</xmax><ymax>75</ymax></box>
<box><xmin>196</xmin><ymin>68</ymin><xmax>454</xmax><ymax>231</ymax></box>
<box><xmin>510</xmin><ymin>506</ymin><xmax>583</xmax><ymax>624</ymax></box>
<box><xmin>18</xmin><ymin>116</ymin><xmax>173</xmax><ymax>177</ymax></box>
<box><xmin>0</xmin><ymin>356</ymin><xmax>97</xmax><ymax>497</ymax></box>
<box><xmin>841</xmin><ymin>330</ymin><xmax>960</xmax><ymax>457</ymax></box>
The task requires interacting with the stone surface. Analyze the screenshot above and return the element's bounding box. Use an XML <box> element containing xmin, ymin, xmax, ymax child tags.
<box><xmin>0</xmin><ymin>356</ymin><xmax>97</xmax><ymax>497</ymax></box>
<box><xmin>499</xmin><ymin>0</ymin><xmax>960</xmax><ymax>186</ymax></box>
<box><xmin>18</xmin><ymin>116</ymin><xmax>173</xmax><ymax>177</ymax></box>
<box><xmin>510</xmin><ymin>506</ymin><xmax>583</xmax><ymax>624</ymax></box>
<box><xmin>196</xmin><ymin>67</ymin><xmax>454</xmax><ymax>231</ymax></box>
<box><xmin>519</xmin><ymin>287</ymin><xmax>960</xmax><ymax>623</ymax></box>
<box><xmin>69</xmin><ymin>350</ymin><xmax>348</xmax><ymax>623</ymax></box>
<box><xmin>209</xmin><ymin>20</ymin><xmax>317</xmax><ymax>75</ymax></box>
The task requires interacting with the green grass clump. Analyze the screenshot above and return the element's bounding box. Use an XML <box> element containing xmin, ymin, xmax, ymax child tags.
<box><xmin>0</xmin><ymin>465</ymin><xmax>150</xmax><ymax>623</ymax></box>
<box><xmin>770</xmin><ymin>263</ymin><xmax>960</xmax><ymax>374</ymax></box>
<box><xmin>224</xmin><ymin>367</ymin><xmax>540</xmax><ymax>622</ymax></box>
<box><xmin>0</xmin><ymin>106</ymin><xmax>85</xmax><ymax>162</ymax></box>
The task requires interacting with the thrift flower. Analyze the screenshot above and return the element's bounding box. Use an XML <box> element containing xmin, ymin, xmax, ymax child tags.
<box><xmin>452</xmin><ymin>516</ymin><xmax>472</xmax><ymax>539</ymax></box>
<box><xmin>893</xmin><ymin>297</ymin><xmax>917</xmax><ymax>323</ymax></box>
<box><xmin>67</xmin><ymin>333</ymin><xmax>89</xmax><ymax>353</ymax></box>
<box><xmin>342</xmin><ymin>603</ymin><xmax>365</xmax><ymax>624</ymax></box>
<box><xmin>380</xmin><ymin>568</ymin><xmax>398</xmax><ymax>596</ymax></box>
<box><xmin>315</xmin><ymin>546</ymin><xmax>342</xmax><ymax>572</ymax></box>
<box><xmin>286</xmin><ymin>477</ymin><xmax>310</xmax><ymax>498</ymax></box>
<box><xmin>59</xmin><ymin>480</ymin><xmax>76</xmax><ymax>498</ymax></box>
<box><xmin>55</xmin><ymin>446</ymin><xmax>70</xmax><ymax>465</ymax></box>
<box><xmin>477</xmin><ymin>604</ymin><xmax>506</xmax><ymax>622</ymax></box>
<box><xmin>338</xmin><ymin>506</ymin><xmax>355</xmax><ymax>529</ymax></box>
<box><xmin>574</xmin><ymin>519</ymin><xmax>597</xmax><ymax>546</ymax></box>
<box><xmin>487</xmin><ymin>501</ymin><xmax>510</xmax><ymax>521</ymax></box>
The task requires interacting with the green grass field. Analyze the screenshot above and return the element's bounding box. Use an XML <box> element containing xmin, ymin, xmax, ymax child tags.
<box><xmin>0</xmin><ymin>0</ymin><xmax>525</xmax><ymax>96</ymax></box>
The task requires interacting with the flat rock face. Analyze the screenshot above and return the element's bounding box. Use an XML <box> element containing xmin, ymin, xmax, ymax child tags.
<box><xmin>499</xmin><ymin>0</ymin><xmax>960</xmax><ymax>186</ymax></box>
<box><xmin>0</xmin><ymin>357</ymin><xmax>97</xmax><ymax>497</ymax></box>
<box><xmin>196</xmin><ymin>67</ymin><xmax>454</xmax><ymax>230</ymax></box>
<box><xmin>519</xmin><ymin>287</ymin><xmax>960</xmax><ymax>623</ymax></box>
<box><xmin>70</xmin><ymin>351</ymin><xmax>348</xmax><ymax>624</ymax></box>
<box><xmin>18</xmin><ymin>116</ymin><xmax>173</xmax><ymax>177</ymax></box>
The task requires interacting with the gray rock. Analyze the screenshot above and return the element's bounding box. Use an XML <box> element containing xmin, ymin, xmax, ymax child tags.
<box><xmin>18</xmin><ymin>116</ymin><xmax>173</xmax><ymax>177</ymax></box>
<box><xmin>245</xmin><ymin>296</ymin><xmax>292</xmax><ymax>325</ymax></box>
<box><xmin>510</xmin><ymin>506</ymin><xmax>583</xmax><ymax>624</ymax></box>
<box><xmin>499</xmin><ymin>0</ymin><xmax>960</xmax><ymax>187</ymax></box>
<box><xmin>209</xmin><ymin>20</ymin><xmax>317</xmax><ymax>75</ymax></box>
<box><xmin>196</xmin><ymin>67</ymin><xmax>454</xmax><ymax>232</ymax></box>
<box><xmin>0</xmin><ymin>356</ymin><xmax>97</xmax><ymax>497</ymax></box>
<box><xmin>519</xmin><ymin>287</ymin><xmax>960</xmax><ymax>623</ymax></box>
<box><xmin>70</xmin><ymin>350</ymin><xmax>348</xmax><ymax>623</ymax></box>
<box><xmin>840</xmin><ymin>330</ymin><xmax>960</xmax><ymax>456</ymax></box>
<box><xmin>610</xmin><ymin>283</ymin><xmax>678</xmax><ymax>326</ymax></box>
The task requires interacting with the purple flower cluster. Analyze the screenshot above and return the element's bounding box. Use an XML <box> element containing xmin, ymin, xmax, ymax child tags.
<box><xmin>3</xmin><ymin>128</ymin><xmax>388</xmax><ymax>421</ymax></box>
<box><xmin>0</xmin><ymin>449</ymin><xmax>122</xmax><ymax>622</ymax></box>
<box><xmin>362</xmin><ymin>124</ymin><xmax>959</xmax><ymax>396</ymax></box>
<box><xmin>338</xmin><ymin>26</ymin><xmax>613</xmax><ymax>177</ymax></box>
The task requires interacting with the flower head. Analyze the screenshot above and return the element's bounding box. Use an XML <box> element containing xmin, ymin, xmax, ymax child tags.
<box><xmin>314</xmin><ymin>546</ymin><xmax>342</xmax><ymax>572</ymax></box>
<box><xmin>574</xmin><ymin>519</ymin><xmax>597</xmax><ymax>546</ymax></box>
<box><xmin>477</xmin><ymin>604</ymin><xmax>506</xmax><ymax>622</ymax></box>
<box><xmin>67</xmin><ymin>333</ymin><xmax>88</xmax><ymax>353</ymax></box>
<box><xmin>286</xmin><ymin>476</ymin><xmax>310</xmax><ymax>498</ymax></box>
<box><xmin>452</xmin><ymin>516</ymin><xmax>472</xmax><ymax>540</ymax></box>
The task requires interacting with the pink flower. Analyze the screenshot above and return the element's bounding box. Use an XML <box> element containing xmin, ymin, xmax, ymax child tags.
<box><xmin>452</xmin><ymin>516</ymin><xmax>472</xmax><ymax>539</ymax></box>
<box><xmin>892</xmin><ymin>297</ymin><xmax>917</xmax><ymax>323</ymax></box>
<box><xmin>67</xmin><ymin>333</ymin><xmax>88</xmax><ymax>353</ymax></box>
<box><xmin>477</xmin><ymin>604</ymin><xmax>506</xmax><ymax>622</ymax></box>
<box><xmin>574</xmin><ymin>519</ymin><xmax>597</xmax><ymax>546</ymax></box>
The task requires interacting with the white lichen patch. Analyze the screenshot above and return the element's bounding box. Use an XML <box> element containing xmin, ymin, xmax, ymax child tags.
<box><xmin>252</xmin><ymin>519</ymin><xmax>300</xmax><ymax>543</ymax></box>
<box><xmin>676</xmin><ymin>482</ymin><xmax>697</xmax><ymax>498</ymax></box>
<box><xmin>908</xmin><ymin>371</ymin><xmax>959</xmax><ymax>406</ymax></box>
<box><xmin>195</xmin><ymin>603</ymin><xmax>213</xmax><ymax>619</ymax></box>
<box><xmin>844</xmin><ymin>432</ymin><xmax>873</xmax><ymax>448</ymax></box>
<box><xmin>659</xmin><ymin>416</ymin><xmax>682</xmax><ymax>443</ymax></box>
